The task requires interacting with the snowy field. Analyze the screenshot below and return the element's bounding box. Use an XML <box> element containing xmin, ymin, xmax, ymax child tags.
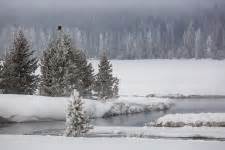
<box><xmin>0</xmin><ymin>94</ymin><xmax>172</xmax><ymax>122</ymax></box>
<box><xmin>91</xmin><ymin>59</ymin><xmax>225</xmax><ymax>96</ymax></box>
<box><xmin>150</xmin><ymin>113</ymin><xmax>225</xmax><ymax>127</ymax></box>
<box><xmin>1</xmin><ymin>59</ymin><xmax>225</xmax><ymax>149</ymax></box>
<box><xmin>1</xmin><ymin>135</ymin><xmax>225</xmax><ymax>150</ymax></box>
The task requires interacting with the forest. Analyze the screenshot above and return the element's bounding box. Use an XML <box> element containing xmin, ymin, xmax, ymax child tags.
<box><xmin>0</xmin><ymin>0</ymin><xmax>225</xmax><ymax>59</ymax></box>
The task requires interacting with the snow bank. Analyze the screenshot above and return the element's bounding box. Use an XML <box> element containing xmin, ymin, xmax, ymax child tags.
<box><xmin>146</xmin><ymin>93</ymin><xmax>225</xmax><ymax>99</ymax></box>
<box><xmin>0</xmin><ymin>94</ymin><xmax>173</xmax><ymax>122</ymax></box>
<box><xmin>1</xmin><ymin>135</ymin><xmax>225</xmax><ymax>150</ymax></box>
<box><xmin>0</xmin><ymin>94</ymin><xmax>67</xmax><ymax>122</ymax></box>
<box><xmin>99</xmin><ymin>96</ymin><xmax>172</xmax><ymax>117</ymax></box>
<box><xmin>91</xmin><ymin>59</ymin><xmax>225</xmax><ymax>96</ymax></box>
<box><xmin>150</xmin><ymin>113</ymin><xmax>225</xmax><ymax>127</ymax></box>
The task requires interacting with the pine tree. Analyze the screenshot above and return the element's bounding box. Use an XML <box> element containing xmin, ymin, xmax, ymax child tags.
<box><xmin>0</xmin><ymin>30</ymin><xmax>38</xmax><ymax>94</ymax></box>
<box><xmin>40</xmin><ymin>29</ymin><xmax>69</xmax><ymax>96</ymax></box>
<box><xmin>183</xmin><ymin>21</ymin><xmax>195</xmax><ymax>58</ymax></box>
<box><xmin>194</xmin><ymin>28</ymin><xmax>203</xmax><ymax>59</ymax></box>
<box><xmin>66</xmin><ymin>47</ymin><xmax>94</xmax><ymax>98</ymax></box>
<box><xmin>65</xmin><ymin>89</ymin><xmax>91</xmax><ymax>137</ymax></box>
<box><xmin>65</xmin><ymin>47</ymin><xmax>80</xmax><ymax>95</ymax></box>
<box><xmin>94</xmin><ymin>52</ymin><xmax>119</xmax><ymax>99</ymax></box>
<box><xmin>73</xmin><ymin>52</ymin><xmax>94</xmax><ymax>97</ymax></box>
<box><xmin>40</xmin><ymin>27</ymin><xmax>94</xmax><ymax>97</ymax></box>
<box><xmin>206</xmin><ymin>35</ymin><xmax>216</xmax><ymax>58</ymax></box>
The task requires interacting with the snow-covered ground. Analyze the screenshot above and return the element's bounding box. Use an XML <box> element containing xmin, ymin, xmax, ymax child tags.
<box><xmin>35</xmin><ymin>59</ymin><xmax>225</xmax><ymax>97</ymax></box>
<box><xmin>90</xmin><ymin>126</ymin><xmax>225</xmax><ymax>139</ymax></box>
<box><xmin>91</xmin><ymin>59</ymin><xmax>225</xmax><ymax>96</ymax></box>
<box><xmin>149</xmin><ymin>113</ymin><xmax>225</xmax><ymax>127</ymax></box>
<box><xmin>0</xmin><ymin>94</ymin><xmax>172</xmax><ymax>122</ymax></box>
<box><xmin>1</xmin><ymin>135</ymin><xmax>225</xmax><ymax>150</ymax></box>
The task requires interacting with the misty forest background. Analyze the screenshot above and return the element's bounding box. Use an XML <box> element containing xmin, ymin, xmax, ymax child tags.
<box><xmin>1</xmin><ymin>0</ymin><xmax>225</xmax><ymax>59</ymax></box>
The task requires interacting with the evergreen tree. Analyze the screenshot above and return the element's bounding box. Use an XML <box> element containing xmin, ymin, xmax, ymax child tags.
<box><xmin>66</xmin><ymin>47</ymin><xmax>94</xmax><ymax>98</ymax></box>
<box><xmin>65</xmin><ymin>89</ymin><xmax>91</xmax><ymax>137</ymax></box>
<box><xmin>183</xmin><ymin>22</ymin><xmax>195</xmax><ymax>58</ymax></box>
<box><xmin>194</xmin><ymin>28</ymin><xmax>203</xmax><ymax>59</ymax></box>
<box><xmin>206</xmin><ymin>35</ymin><xmax>216</xmax><ymax>58</ymax></box>
<box><xmin>94</xmin><ymin>52</ymin><xmax>119</xmax><ymax>99</ymax></box>
<box><xmin>40</xmin><ymin>29</ymin><xmax>68</xmax><ymax>96</ymax></box>
<box><xmin>0</xmin><ymin>30</ymin><xmax>38</xmax><ymax>94</ymax></box>
<box><xmin>73</xmin><ymin>52</ymin><xmax>94</xmax><ymax>97</ymax></box>
<box><xmin>65</xmin><ymin>46</ymin><xmax>80</xmax><ymax>96</ymax></box>
<box><xmin>40</xmin><ymin>28</ymin><xmax>94</xmax><ymax>97</ymax></box>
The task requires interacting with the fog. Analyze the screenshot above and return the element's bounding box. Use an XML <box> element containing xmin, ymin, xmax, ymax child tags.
<box><xmin>1</xmin><ymin>0</ymin><xmax>224</xmax><ymax>26</ymax></box>
<box><xmin>0</xmin><ymin>0</ymin><xmax>223</xmax><ymax>13</ymax></box>
<box><xmin>1</xmin><ymin>0</ymin><xmax>225</xmax><ymax>59</ymax></box>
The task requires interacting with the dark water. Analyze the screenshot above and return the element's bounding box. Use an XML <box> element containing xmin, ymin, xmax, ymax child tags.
<box><xmin>1</xmin><ymin>98</ymin><xmax>225</xmax><ymax>135</ymax></box>
<box><xmin>93</xmin><ymin>98</ymin><xmax>225</xmax><ymax>126</ymax></box>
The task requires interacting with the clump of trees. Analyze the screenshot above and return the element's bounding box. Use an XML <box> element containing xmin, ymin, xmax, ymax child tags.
<box><xmin>0</xmin><ymin>27</ymin><xmax>119</xmax><ymax>137</ymax></box>
<box><xmin>39</xmin><ymin>30</ymin><xmax>94</xmax><ymax>97</ymax></box>
<box><xmin>0</xmin><ymin>28</ymin><xmax>119</xmax><ymax>100</ymax></box>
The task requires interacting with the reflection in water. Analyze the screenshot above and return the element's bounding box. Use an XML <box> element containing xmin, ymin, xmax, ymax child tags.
<box><xmin>0</xmin><ymin>121</ymin><xmax>65</xmax><ymax>135</ymax></box>
<box><xmin>169</xmin><ymin>98</ymin><xmax>225</xmax><ymax>114</ymax></box>
<box><xmin>92</xmin><ymin>111</ymin><xmax>167</xmax><ymax>126</ymax></box>
<box><xmin>1</xmin><ymin>98</ymin><xmax>225</xmax><ymax>135</ymax></box>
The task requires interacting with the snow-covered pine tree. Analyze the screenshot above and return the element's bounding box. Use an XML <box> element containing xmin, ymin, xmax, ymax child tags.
<box><xmin>0</xmin><ymin>30</ymin><xmax>38</xmax><ymax>94</ymax></box>
<box><xmin>94</xmin><ymin>52</ymin><xmax>119</xmax><ymax>99</ymax></box>
<box><xmin>40</xmin><ymin>27</ymin><xmax>94</xmax><ymax>97</ymax></box>
<box><xmin>205</xmin><ymin>35</ymin><xmax>215</xmax><ymax>58</ymax></box>
<box><xmin>65</xmin><ymin>41</ymin><xmax>80</xmax><ymax>96</ymax></box>
<box><xmin>194</xmin><ymin>28</ymin><xmax>203</xmax><ymax>59</ymax></box>
<box><xmin>40</xmin><ymin>28</ymin><xmax>69</xmax><ymax>96</ymax></box>
<box><xmin>72</xmin><ymin>51</ymin><xmax>94</xmax><ymax>98</ymax></box>
<box><xmin>66</xmin><ymin>35</ymin><xmax>94</xmax><ymax>98</ymax></box>
<box><xmin>65</xmin><ymin>89</ymin><xmax>91</xmax><ymax>137</ymax></box>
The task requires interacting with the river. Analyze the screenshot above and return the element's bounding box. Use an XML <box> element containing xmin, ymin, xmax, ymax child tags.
<box><xmin>1</xmin><ymin>98</ymin><xmax>225</xmax><ymax>135</ymax></box>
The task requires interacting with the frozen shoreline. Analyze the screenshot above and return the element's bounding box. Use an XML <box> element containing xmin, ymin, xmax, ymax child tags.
<box><xmin>149</xmin><ymin>113</ymin><xmax>225</xmax><ymax>127</ymax></box>
<box><xmin>0</xmin><ymin>94</ymin><xmax>173</xmax><ymax>123</ymax></box>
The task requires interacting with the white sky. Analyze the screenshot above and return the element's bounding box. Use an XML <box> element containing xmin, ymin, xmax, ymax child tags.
<box><xmin>0</xmin><ymin>0</ymin><xmax>218</xmax><ymax>9</ymax></box>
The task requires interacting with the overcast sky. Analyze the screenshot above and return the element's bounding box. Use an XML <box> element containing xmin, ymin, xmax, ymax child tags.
<box><xmin>0</xmin><ymin>0</ymin><xmax>224</xmax><ymax>27</ymax></box>
<box><xmin>0</xmin><ymin>0</ymin><xmax>221</xmax><ymax>11</ymax></box>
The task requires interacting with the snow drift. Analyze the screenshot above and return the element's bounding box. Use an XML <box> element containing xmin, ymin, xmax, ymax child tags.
<box><xmin>149</xmin><ymin>113</ymin><xmax>225</xmax><ymax>127</ymax></box>
<box><xmin>1</xmin><ymin>135</ymin><xmax>225</xmax><ymax>150</ymax></box>
<box><xmin>0</xmin><ymin>94</ymin><xmax>173</xmax><ymax>122</ymax></box>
